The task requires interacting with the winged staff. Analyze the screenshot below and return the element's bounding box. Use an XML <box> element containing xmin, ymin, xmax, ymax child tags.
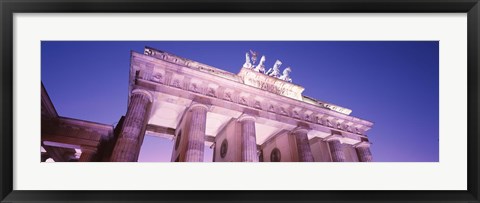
<box><xmin>242</xmin><ymin>50</ymin><xmax>293</xmax><ymax>83</ymax></box>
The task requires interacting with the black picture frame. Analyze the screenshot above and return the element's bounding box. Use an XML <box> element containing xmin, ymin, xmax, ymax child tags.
<box><xmin>1</xmin><ymin>0</ymin><xmax>479</xmax><ymax>202</ymax></box>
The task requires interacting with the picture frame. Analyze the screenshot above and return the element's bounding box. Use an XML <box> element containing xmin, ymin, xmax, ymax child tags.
<box><xmin>1</xmin><ymin>0</ymin><xmax>479</xmax><ymax>202</ymax></box>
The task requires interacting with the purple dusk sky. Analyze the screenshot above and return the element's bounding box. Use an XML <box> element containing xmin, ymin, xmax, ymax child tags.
<box><xmin>41</xmin><ymin>41</ymin><xmax>439</xmax><ymax>162</ymax></box>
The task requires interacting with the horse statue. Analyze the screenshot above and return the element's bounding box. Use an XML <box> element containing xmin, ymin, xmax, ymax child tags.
<box><xmin>279</xmin><ymin>67</ymin><xmax>292</xmax><ymax>83</ymax></box>
<box><xmin>266</xmin><ymin>60</ymin><xmax>282</xmax><ymax>78</ymax></box>
<box><xmin>243</xmin><ymin>52</ymin><xmax>253</xmax><ymax>69</ymax></box>
<box><xmin>254</xmin><ymin>55</ymin><xmax>266</xmax><ymax>73</ymax></box>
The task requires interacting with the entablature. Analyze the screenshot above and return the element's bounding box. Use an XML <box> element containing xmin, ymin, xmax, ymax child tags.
<box><xmin>130</xmin><ymin>49</ymin><xmax>373</xmax><ymax>140</ymax></box>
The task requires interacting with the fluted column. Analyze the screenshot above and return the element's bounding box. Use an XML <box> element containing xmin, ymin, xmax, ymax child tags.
<box><xmin>326</xmin><ymin>135</ymin><xmax>346</xmax><ymax>162</ymax></box>
<box><xmin>78</xmin><ymin>148</ymin><xmax>97</xmax><ymax>162</ymax></box>
<box><xmin>355</xmin><ymin>141</ymin><xmax>373</xmax><ymax>162</ymax></box>
<box><xmin>292</xmin><ymin>127</ymin><xmax>314</xmax><ymax>162</ymax></box>
<box><xmin>110</xmin><ymin>89</ymin><xmax>153</xmax><ymax>162</ymax></box>
<box><xmin>238</xmin><ymin>115</ymin><xmax>258</xmax><ymax>162</ymax></box>
<box><xmin>184</xmin><ymin>103</ymin><xmax>208</xmax><ymax>162</ymax></box>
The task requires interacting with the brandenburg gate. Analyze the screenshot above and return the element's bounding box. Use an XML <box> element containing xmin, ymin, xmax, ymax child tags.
<box><xmin>41</xmin><ymin>47</ymin><xmax>374</xmax><ymax>162</ymax></box>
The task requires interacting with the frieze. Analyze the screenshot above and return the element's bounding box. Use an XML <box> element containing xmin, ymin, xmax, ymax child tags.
<box><xmin>254</xmin><ymin>101</ymin><xmax>262</xmax><ymax>109</ymax></box>
<box><xmin>152</xmin><ymin>69</ymin><xmax>165</xmax><ymax>84</ymax></box>
<box><xmin>152</xmin><ymin>73</ymin><xmax>163</xmax><ymax>83</ymax></box>
<box><xmin>304</xmin><ymin>113</ymin><xmax>313</xmax><ymax>122</ymax></box>
<box><xmin>180</xmin><ymin>78</ymin><xmax>189</xmax><ymax>91</ymax></box>
<box><xmin>268</xmin><ymin>104</ymin><xmax>275</xmax><ymax>112</ymax></box>
<box><xmin>172</xmin><ymin>79</ymin><xmax>180</xmax><ymax>88</ymax></box>
<box><xmin>207</xmin><ymin>87</ymin><xmax>216</xmax><ymax>98</ymax></box>
<box><xmin>162</xmin><ymin>71</ymin><xmax>171</xmax><ymax>85</ymax></box>
<box><xmin>225</xmin><ymin>93</ymin><xmax>232</xmax><ymax>101</ymax></box>
<box><xmin>240</xmin><ymin>97</ymin><xmax>248</xmax><ymax>105</ymax></box>
<box><xmin>189</xmin><ymin>83</ymin><xmax>199</xmax><ymax>93</ymax></box>
<box><xmin>224</xmin><ymin>91</ymin><xmax>233</xmax><ymax>101</ymax></box>
<box><xmin>292</xmin><ymin>110</ymin><xmax>300</xmax><ymax>118</ymax></box>
<box><xmin>152</xmin><ymin>72</ymin><xmax>367</xmax><ymax>135</ymax></box>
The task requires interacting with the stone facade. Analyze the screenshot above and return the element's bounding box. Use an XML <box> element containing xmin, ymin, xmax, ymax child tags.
<box><xmin>41</xmin><ymin>46</ymin><xmax>374</xmax><ymax>162</ymax></box>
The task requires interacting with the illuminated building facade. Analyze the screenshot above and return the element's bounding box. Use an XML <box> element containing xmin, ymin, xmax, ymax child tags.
<box><xmin>41</xmin><ymin>47</ymin><xmax>374</xmax><ymax>162</ymax></box>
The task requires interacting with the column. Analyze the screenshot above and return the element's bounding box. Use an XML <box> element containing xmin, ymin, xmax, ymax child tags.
<box><xmin>326</xmin><ymin>135</ymin><xmax>346</xmax><ymax>162</ymax></box>
<box><xmin>78</xmin><ymin>148</ymin><xmax>97</xmax><ymax>162</ymax></box>
<box><xmin>238</xmin><ymin>115</ymin><xmax>258</xmax><ymax>162</ymax></box>
<box><xmin>184</xmin><ymin>103</ymin><xmax>208</xmax><ymax>162</ymax></box>
<box><xmin>110</xmin><ymin>89</ymin><xmax>153</xmax><ymax>162</ymax></box>
<box><xmin>292</xmin><ymin>127</ymin><xmax>314</xmax><ymax>162</ymax></box>
<box><xmin>355</xmin><ymin>141</ymin><xmax>373</xmax><ymax>162</ymax></box>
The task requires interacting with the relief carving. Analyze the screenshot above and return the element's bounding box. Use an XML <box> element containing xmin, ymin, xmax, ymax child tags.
<box><xmin>269</xmin><ymin>105</ymin><xmax>275</xmax><ymax>112</ymax></box>
<box><xmin>224</xmin><ymin>92</ymin><xmax>232</xmax><ymax>101</ymax></box>
<box><xmin>190</xmin><ymin>83</ymin><xmax>198</xmax><ymax>92</ymax></box>
<box><xmin>152</xmin><ymin>73</ymin><xmax>163</xmax><ymax>83</ymax></box>
<box><xmin>326</xmin><ymin>120</ymin><xmax>332</xmax><ymax>127</ymax></box>
<box><xmin>240</xmin><ymin>97</ymin><xmax>247</xmax><ymax>105</ymax></box>
<box><xmin>293</xmin><ymin>111</ymin><xmax>299</xmax><ymax>118</ymax></box>
<box><xmin>305</xmin><ymin>114</ymin><xmax>310</xmax><ymax>121</ymax></box>
<box><xmin>254</xmin><ymin>101</ymin><xmax>262</xmax><ymax>109</ymax></box>
<box><xmin>172</xmin><ymin>79</ymin><xmax>180</xmax><ymax>87</ymax></box>
<box><xmin>207</xmin><ymin>88</ymin><xmax>216</xmax><ymax>97</ymax></box>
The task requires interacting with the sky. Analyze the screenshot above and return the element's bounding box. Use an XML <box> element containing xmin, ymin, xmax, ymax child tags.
<box><xmin>41</xmin><ymin>41</ymin><xmax>439</xmax><ymax>162</ymax></box>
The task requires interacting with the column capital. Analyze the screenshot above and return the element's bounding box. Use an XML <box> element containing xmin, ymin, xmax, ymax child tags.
<box><xmin>323</xmin><ymin>134</ymin><xmax>343</xmax><ymax>142</ymax></box>
<box><xmin>131</xmin><ymin>88</ymin><xmax>154</xmax><ymax>103</ymax></box>
<box><xmin>291</xmin><ymin>126</ymin><xmax>310</xmax><ymax>134</ymax></box>
<box><xmin>237</xmin><ymin>114</ymin><xmax>256</xmax><ymax>122</ymax></box>
<box><xmin>189</xmin><ymin>103</ymin><xmax>209</xmax><ymax>111</ymax></box>
<box><xmin>354</xmin><ymin>141</ymin><xmax>371</xmax><ymax>148</ymax></box>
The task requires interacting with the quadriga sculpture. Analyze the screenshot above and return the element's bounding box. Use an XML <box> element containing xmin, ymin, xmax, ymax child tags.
<box><xmin>254</xmin><ymin>55</ymin><xmax>266</xmax><ymax>73</ymax></box>
<box><xmin>243</xmin><ymin>52</ymin><xmax>253</xmax><ymax>69</ymax></box>
<box><xmin>279</xmin><ymin>67</ymin><xmax>292</xmax><ymax>83</ymax></box>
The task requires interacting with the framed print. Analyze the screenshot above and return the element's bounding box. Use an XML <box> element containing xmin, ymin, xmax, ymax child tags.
<box><xmin>1</xmin><ymin>0</ymin><xmax>479</xmax><ymax>202</ymax></box>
